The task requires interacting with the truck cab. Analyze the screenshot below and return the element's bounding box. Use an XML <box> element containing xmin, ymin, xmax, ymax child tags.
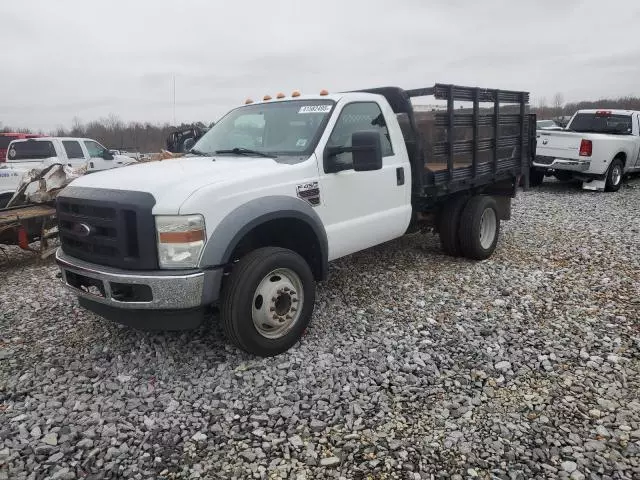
<box><xmin>0</xmin><ymin>132</ymin><xmax>43</xmax><ymax>164</ymax></box>
<box><xmin>6</xmin><ymin>137</ymin><xmax>136</xmax><ymax>172</ymax></box>
<box><xmin>55</xmin><ymin>84</ymin><xmax>534</xmax><ymax>356</ymax></box>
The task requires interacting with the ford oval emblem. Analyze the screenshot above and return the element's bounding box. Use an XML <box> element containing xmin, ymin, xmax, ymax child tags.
<box><xmin>73</xmin><ymin>223</ymin><xmax>92</xmax><ymax>237</ymax></box>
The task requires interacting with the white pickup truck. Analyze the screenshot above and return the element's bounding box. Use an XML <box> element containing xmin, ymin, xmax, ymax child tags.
<box><xmin>55</xmin><ymin>84</ymin><xmax>535</xmax><ymax>356</ymax></box>
<box><xmin>0</xmin><ymin>137</ymin><xmax>136</xmax><ymax>206</ymax></box>
<box><xmin>532</xmin><ymin>109</ymin><xmax>640</xmax><ymax>191</ymax></box>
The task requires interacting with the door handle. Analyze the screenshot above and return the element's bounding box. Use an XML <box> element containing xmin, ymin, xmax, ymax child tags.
<box><xmin>396</xmin><ymin>167</ymin><xmax>405</xmax><ymax>186</ymax></box>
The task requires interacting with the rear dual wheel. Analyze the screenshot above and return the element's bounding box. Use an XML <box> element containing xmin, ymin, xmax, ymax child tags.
<box><xmin>439</xmin><ymin>195</ymin><xmax>500</xmax><ymax>260</ymax></box>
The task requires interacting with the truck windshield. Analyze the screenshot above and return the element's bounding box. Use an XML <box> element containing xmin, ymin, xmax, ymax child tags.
<box><xmin>192</xmin><ymin>100</ymin><xmax>335</xmax><ymax>159</ymax></box>
<box><xmin>568</xmin><ymin>113</ymin><xmax>632</xmax><ymax>134</ymax></box>
<box><xmin>7</xmin><ymin>140</ymin><xmax>56</xmax><ymax>160</ymax></box>
<box><xmin>537</xmin><ymin>120</ymin><xmax>556</xmax><ymax>128</ymax></box>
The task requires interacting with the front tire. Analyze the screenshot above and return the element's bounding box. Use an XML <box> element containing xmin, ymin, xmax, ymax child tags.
<box><xmin>605</xmin><ymin>158</ymin><xmax>623</xmax><ymax>192</ymax></box>
<box><xmin>220</xmin><ymin>247</ymin><xmax>315</xmax><ymax>357</ymax></box>
<box><xmin>458</xmin><ymin>196</ymin><xmax>500</xmax><ymax>260</ymax></box>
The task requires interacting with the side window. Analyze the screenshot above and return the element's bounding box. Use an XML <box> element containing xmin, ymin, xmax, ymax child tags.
<box><xmin>326</xmin><ymin>102</ymin><xmax>393</xmax><ymax>169</ymax></box>
<box><xmin>84</xmin><ymin>140</ymin><xmax>106</xmax><ymax>158</ymax></box>
<box><xmin>62</xmin><ymin>141</ymin><xmax>85</xmax><ymax>159</ymax></box>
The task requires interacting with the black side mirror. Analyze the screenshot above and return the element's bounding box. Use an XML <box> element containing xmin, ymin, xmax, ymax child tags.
<box><xmin>351</xmin><ymin>131</ymin><xmax>382</xmax><ymax>172</ymax></box>
<box><xmin>102</xmin><ymin>150</ymin><xmax>114</xmax><ymax>160</ymax></box>
<box><xmin>324</xmin><ymin>131</ymin><xmax>383</xmax><ymax>173</ymax></box>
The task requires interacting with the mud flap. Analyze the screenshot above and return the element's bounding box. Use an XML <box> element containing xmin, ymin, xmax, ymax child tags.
<box><xmin>582</xmin><ymin>179</ymin><xmax>606</xmax><ymax>191</ymax></box>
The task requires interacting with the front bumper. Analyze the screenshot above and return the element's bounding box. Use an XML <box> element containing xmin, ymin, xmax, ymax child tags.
<box><xmin>56</xmin><ymin>248</ymin><xmax>222</xmax><ymax>310</ymax></box>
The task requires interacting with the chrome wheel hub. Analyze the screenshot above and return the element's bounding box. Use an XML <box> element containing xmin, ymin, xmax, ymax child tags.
<box><xmin>252</xmin><ymin>268</ymin><xmax>303</xmax><ymax>339</ymax></box>
<box><xmin>611</xmin><ymin>165</ymin><xmax>622</xmax><ymax>186</ymax></box>
<box><xmin>479</xmin><ymin>208</ymin><xmax>497</xmax><ymax>250</ymax></box>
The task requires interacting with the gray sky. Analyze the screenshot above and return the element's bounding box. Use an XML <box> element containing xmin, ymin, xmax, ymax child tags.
<box><xmin>1</xmin><ymin>0</ymin><xmax>639</xmax><ymax>131</ymax></box>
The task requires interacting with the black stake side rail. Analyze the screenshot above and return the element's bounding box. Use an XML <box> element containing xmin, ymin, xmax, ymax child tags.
<box><xmin>407</xmin><ymin>84</ymin><xmax>530</xmax><ymax>191</ymax></box>
<box><xmin>352</xmin><ymin>84</ymin><xmax>532</xmax><ymax>200</ymax></box>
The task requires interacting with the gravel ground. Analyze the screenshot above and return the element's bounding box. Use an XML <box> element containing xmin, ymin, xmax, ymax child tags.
<box><xmin>1</xmin><ymin>178</ymin><xmax>639</xmax><ymax>480</ymax></box>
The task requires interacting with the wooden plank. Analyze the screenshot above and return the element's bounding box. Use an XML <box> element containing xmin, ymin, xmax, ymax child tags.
<box><xmin>0</xmin><ymin>205</ymin><xmax>56</xmax><ymax>224</ymax></box>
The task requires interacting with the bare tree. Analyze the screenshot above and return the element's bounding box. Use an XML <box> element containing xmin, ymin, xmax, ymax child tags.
<box><xmin>553</xmin><ymin>92</ymin><xmax>565</xmax><ymax>120</ymax></box>
<box><xmin>536</xmin><ymin>97</ymin><xmax>548</xmax><ymax>119</ymax></box>
<box><xmin>71</xmin><ymin>117</ymin><xmax>84</xmax><ymax>137</ymax></box>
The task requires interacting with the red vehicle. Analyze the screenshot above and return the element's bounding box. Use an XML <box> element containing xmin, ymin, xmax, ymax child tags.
<box><xmin>0</xmin><ymin>133</ymin><xmax>44</xmax><ymax>162</ymax></box>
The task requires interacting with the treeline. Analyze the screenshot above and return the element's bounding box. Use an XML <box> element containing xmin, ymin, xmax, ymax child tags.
<box><xmin>3</xmin><ymin>94</ymin><xmax>640</xmax><ymax>150</ymax></box>
<box><xmin>1</xmin><ymin>115</ymin><xmax>212</xmax><ymax>153</ymax></box>
<box><xmin>534</xmin><ymin>93</ymin><xmax>640</xmax><ymax>120</ymax></box>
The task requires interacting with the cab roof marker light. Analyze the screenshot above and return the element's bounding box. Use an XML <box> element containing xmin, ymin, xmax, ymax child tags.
<box><xmin>319</xmin><ymin>89</ymin><xmax>329</xmax><ymax>96</ymax></box>
<box><xmin>263</xmin><ymin>95</ymin><xmax>272</xmax><ymax>101</ymax></box>
<box><xmin>276</xmin><ymin>92</ymin><xmax>285</xmax><ymax>99</ymax></box>
<box><xmin>245</xmin><ymin>98</ymin><xmax>254</xmax><ymax>104</ymax></box>
<box><xmin>291</xmin><ymin>90</ymin><xmax>301</xmax><ymax>97</ymax></box>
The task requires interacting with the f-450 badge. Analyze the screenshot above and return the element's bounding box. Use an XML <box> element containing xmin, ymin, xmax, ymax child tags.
<box><xmin>296</xmin><ymin>182</ymin><xmax>320</xmax><ymax>206</ymax></box>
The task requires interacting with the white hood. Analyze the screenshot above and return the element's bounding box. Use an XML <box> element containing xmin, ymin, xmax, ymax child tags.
<box><xmin>69</xmin><ymin>156</ymin><xmax>288</xmax><ymax>207</ymax></box>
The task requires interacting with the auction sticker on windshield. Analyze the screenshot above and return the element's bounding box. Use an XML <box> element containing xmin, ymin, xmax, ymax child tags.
<box><xmin>299</xmin><ymin>105</ymin><xmax>332</xmax><ymax>114</ymax></box>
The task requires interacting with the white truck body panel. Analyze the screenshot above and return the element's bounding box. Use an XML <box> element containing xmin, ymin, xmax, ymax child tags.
<box><xmin>0</xmin><ymin>167</ymin><xmax>22</xmax><ymax>197</ymax></box>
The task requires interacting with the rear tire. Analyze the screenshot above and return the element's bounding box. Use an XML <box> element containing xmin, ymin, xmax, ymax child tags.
<box><xmin>529</xmin><ymin>168</ymin><xmax>545</xmax><ymax>187</ymax></box>
<box><xmin>220</xmin><ymin>247</ymin><xmax>315</xmax><ymax>357</ymax></box>
<box><xmin>605</xmin><ymin>158</ymin><xmax>623</xmax><ymax>192</ymax></box>
<box><xmin>437</xmin><ymin>196</ymin><xmax>469</xmax><ymax>257</ymax></box>
<box><xmin>458</xmin><ymin>196</ymin><xmax>500</xmax><ymax>260</ymax></box>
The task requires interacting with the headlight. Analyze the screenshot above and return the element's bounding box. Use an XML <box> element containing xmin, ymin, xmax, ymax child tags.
<box><xmin>155</xmin><ymin>215</ymin><xmax>206</xmax><ymax>269</ymax></box>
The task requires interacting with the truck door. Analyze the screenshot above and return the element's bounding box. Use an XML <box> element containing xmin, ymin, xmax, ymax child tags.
<box><xmin>62</xmin><ymin>140</ymin><xmax>88</xmax><ymax>168</ymax></box>
<box><xmin>84</xmin><ymin>140</ymin><xmax>111</xmax><ymax>171</ymax></box>
<box><xmin>316</xmin><ymin>100</ymin><xmax>412</xmax><ymax>260</ymax></box>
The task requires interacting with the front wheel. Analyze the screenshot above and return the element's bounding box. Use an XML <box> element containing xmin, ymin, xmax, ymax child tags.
<box><xmin>458</xmin><ymin>196</ymin><xmax>500</xmax><ymax>260</ymax></box>
<box><xmin>605</xmin><ymin>158</ymin><xmax>624</xmax><ymax>192</ymax></box>
<box><xmin>220</xmin><ymin>247</ymin><xmax>315</xmax><ymax>357</ymax></box>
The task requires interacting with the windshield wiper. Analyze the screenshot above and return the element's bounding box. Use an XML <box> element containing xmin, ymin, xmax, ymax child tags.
<box><xmin>214</xmin><ymin>147</ymin><xmax>276</xmax><ymax>158</ymax></box>
<box><xmin>188</xmin><ymin>149</ymin><xmax>211</xmax><ymax>156</ymax></box>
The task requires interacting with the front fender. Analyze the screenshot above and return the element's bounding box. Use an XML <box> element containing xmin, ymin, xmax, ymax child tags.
<box><xmin>199</xmin><ymin>195</ymin><xmax>328</xmax><ymax>276</ymax></box>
